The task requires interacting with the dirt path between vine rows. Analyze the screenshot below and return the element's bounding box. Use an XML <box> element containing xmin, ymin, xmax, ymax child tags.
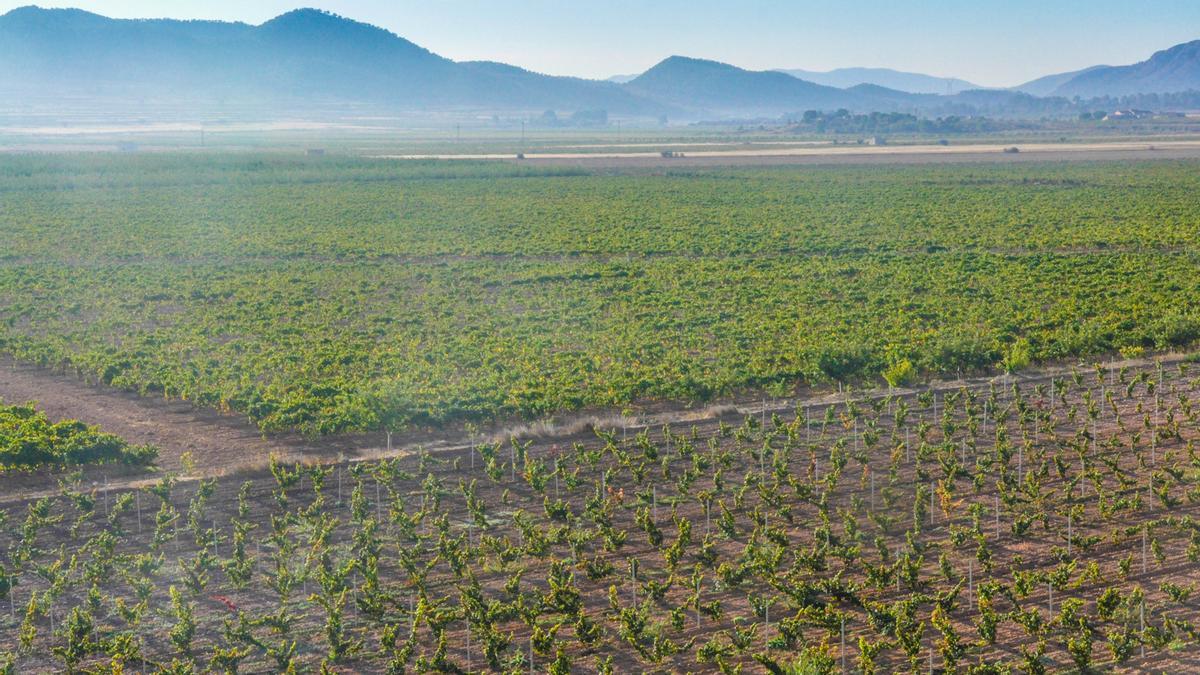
<box><xmin>1</xmin><ymin>350</ymin><xmax>1196</xmax><ymax>499</ymax></box>
<box><xmin>0</xmin><ymin>358</ymin><xmax>380</xmax><ymax>475</ymax></box>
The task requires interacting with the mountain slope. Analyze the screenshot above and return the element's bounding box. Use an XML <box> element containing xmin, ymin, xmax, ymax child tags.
<box><xmin>458</xmin><ymin>61</ymin><xmax>660</xmax><ymax>112</ymax></box>
<box><xmin>843</xmin><ymin>83</ymin><xmax>937</xmax><ymax>109</ymax></box>
<box><xmin>0</xmin><ymin>6</ymin><xmax>666</xmax><ymax>115</ymax></box>
<box><xmin>1013</xmin><ymin>65</ymin><xmax>1108</xmax><ymax>96</ymax></box>
<box><xmin>247</xmin><ymin>9</ymin><xmax>464</xmax><ymax>104</ymax></box>
<box><xmin>778</xmin><ymin>67</ymin><xmax>980</xmax><ymax>95</ymax></box>
<box><xmin>1051</xmin><ymin>40</ymin><xmax>1200</xmax><ymax>97</ymax></box>
<box><xmin>626</xmin><ymin>56</ymin><xmax>903</xmax><ymax>115</ymax></box>
<box><xmin>0</xmin><ymin>6</ymin><xmax>256</xmax><ymax>90</ymax></box>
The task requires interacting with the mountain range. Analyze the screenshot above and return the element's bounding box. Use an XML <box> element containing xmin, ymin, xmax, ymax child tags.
<box><xmin>0</xmin><ymin>5</ymin><xmax>1197</xmax><ymax>122</ymax></box>
<box><xmin>776</xmin><ymin>68</ymin><xmax>980</xmax><ymax>95</ymax></box>
<box><xmin>1012</xmin><ymin>66</ymin><xmax>1109</xmax><ymax>97</ymax></box>
<box><xmin>1048</xmin><ymin>40</ymin><xmax>1200</xmax><ymax>98</ymax></box>
<box><xmin>625</xmin><ymin>57</ymin><xmax>920</xmax><ymax>116</ymax></box>
<box><xmin>0</xmin><ymin>6</ymin><xmax>664</xmax><ymax>116</ymax></box>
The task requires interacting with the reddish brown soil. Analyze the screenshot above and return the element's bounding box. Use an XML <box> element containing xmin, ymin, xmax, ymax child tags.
<box><xmin>0</xmin><ymin>358</ymin><xmax>375</xmax><ymax>475</ymax></box>
<box><xmin>3</xmin><ymin>356</ymin><xmax>1199</xmax><ymax>672</ymax></box>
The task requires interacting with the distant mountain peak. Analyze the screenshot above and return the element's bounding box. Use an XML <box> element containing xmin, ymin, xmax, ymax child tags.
<box><xmin>627</xmin><ymin>55</ymin><xmax>880</xmax><ymax>116</ymax></box>
<box><xmin>1154</xmin><ymin>38</ymin><xmax>1200</xmax><ymax>59</ymax></box>
<box><xmin>256</xmin><ymin>6</ymin><xmax>442</xmax><ymax>64</ymax></box>
<box><xmin>1013</xmin><ymin>65</ymin><xmax>1108</xmax><ymax>97</ymax></box>
<box><xmin>636</xmin><ymin>55</ymin><xmax>790</xmax><ymax>82</ymax></box>
<box><xmin>261</xmin><ymin>7</ymin><xmax>394</xmax><ymax>38</ymax></box>
<box><xmin>0</xmin><ymin>5</ymin><xmax>668</xmax><ymax>116</ymax></box>
<box><xmin>1</xmin><ymin>5</ymin><xmax>69</xmax><ymax>17</ymax></box>
<box><xmin>1</xmin><ymin>5</ymin><xmax>107</xmax><ymax>26</ymax></box>
<box><xmin>1049</xmin><ymin>39</ymin><xmax>1200</xmax><ymax>97</ymax></box>
<box><xmin>270</xmin><ymin>7</ymin><xmax>334</xmax><ymax>19</ymax></box>
<box><xmin>2</xmin><ymin>4</ymin><xmax>43</xmax><ymax>16</ymax></box>
<box><xmin>655</xmin><ymin>55</ymin><xmax>736</xmax><ymax>70</ymax></box>
<box><xmin>777</xmin><ymin>67</ymin><xmax>981</xmax><ymax>95</ymax></box>
<box><xmin>261</xmin><ymin>7</ymin><xmax>358</xmax><ymax>30</ymax></box>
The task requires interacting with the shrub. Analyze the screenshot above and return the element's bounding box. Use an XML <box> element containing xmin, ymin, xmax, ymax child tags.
<box><xmin>1118</xmin><ymin>345</ymin><xmax>1145</xmax><ymax>360</ymax></box>
<box><xmin>882</xmin><ymin>359</ymin><xmax>917</xmax><ymax>388</ymax></box>
<box><xmin>815</xmin><ymin>344</ymin><xmax>876</xmax><ymax>383</ymax></box>
<box><xmin>1001</xmin><ymin>339</ymin><xmax>1032</xmax><ymax>374</ymax></box>
<box><xmin>927</xmin><ymin>335</ymin><xmax>998</xmax><ymax>373</ymax></box>
<box><xmin>1151</xmin><ymin>314</ymin><xmax>1200</xmax><ymax>350</ymax></box>
<box><xmin>785</xmin><ymin>645</ymin><xmax>837</xmax><ymax>674</ymax></box>
<box><xmin>0</xmin><ymin>401</ymin><xmax>157</xmax><ymax>470</ymax></box>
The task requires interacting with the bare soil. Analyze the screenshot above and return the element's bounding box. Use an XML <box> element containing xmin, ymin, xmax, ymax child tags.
<box><xmin>1</xmin><ymin>350</ymin><xmax>1193</xmax><ymax>489</ymax></box>
<box><xmin>0</xmin><ymin>358</ymin><xmax>373</xmax><ymax>475</ymax></box>
<box><xmin>3</xmin><ymin>356</ymin><xmax>1199</xmax><ymax>672</ymax></box>
<box><xmin>518</xmin><ymin>144</ymin><xmax>1200</xmax><ymax>169</ymax></box>
<box><xmin>374</xmin><ymin>140</ymin><xmax>1200</xmax><ymax>168</ymax></box>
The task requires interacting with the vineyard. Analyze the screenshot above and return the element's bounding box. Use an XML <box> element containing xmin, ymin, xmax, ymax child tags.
<box><xmin>1</xmin><ymin>156</ymin><xmax>1200</xmax><ymax>433</ymax></box>
<box><xmin>2</xmin><ymin>358</ymin><xmax>1200</xmax><ymax>672</ymax></box>
<box><xmin>0</xmin><ymin>400</ymin><xmax>157</xmax><ymax>470</ymax></box>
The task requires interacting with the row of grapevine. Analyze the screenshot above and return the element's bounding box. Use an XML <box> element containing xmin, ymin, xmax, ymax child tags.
<box><xmin>3</xmin><ymin>157</ymin><xmax>1200</xmax><ymax>432</ymax></box>
<box><xmin>1</xmin><ymin>360</ymin><xmax>1198</xmax><ymax>671</ymax></box>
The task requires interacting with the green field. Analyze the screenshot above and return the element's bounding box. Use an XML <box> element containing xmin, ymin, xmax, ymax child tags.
<box><xmin>1</xmin><ymin>155</ymin><xmax>1199</xmax><ymax>433</ymax></box>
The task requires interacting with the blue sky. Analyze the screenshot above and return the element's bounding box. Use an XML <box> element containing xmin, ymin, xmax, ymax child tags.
<box><xmin>3</xmin><ymin>1</ymin><xmax>1198</xmax><ymax>86</ymax></box>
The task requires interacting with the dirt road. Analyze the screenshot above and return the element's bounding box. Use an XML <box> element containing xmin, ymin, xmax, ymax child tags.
<box><xmin>379</xmin><ymin>140</ymin><xmax>1200</xmax><ymax>168</ymax></box>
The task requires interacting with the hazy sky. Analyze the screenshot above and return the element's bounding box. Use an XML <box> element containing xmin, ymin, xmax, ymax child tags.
<box><xmin>3</xmin><ymin>1</ymin><xmax>1198</xmax><ymax>86</ymax></box>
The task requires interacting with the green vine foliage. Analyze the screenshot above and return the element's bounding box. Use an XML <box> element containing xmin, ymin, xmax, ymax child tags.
<box><xmin>0</xmin><ymin>401</ymin><xmax>157</xmax><ymax>470</ymax></box>
<box><xmin>2</xmin><ymin>156</ymin><xmax>1200</xmax><ymax>433</ymax></box>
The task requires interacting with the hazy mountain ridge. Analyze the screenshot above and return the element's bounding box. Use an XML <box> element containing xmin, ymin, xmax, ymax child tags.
<box><xmin>1013</xmin><ymin>66</ymin><xmax>1108</xmax><ymax>97</ymax></box>
<box><xmin>0</xmin><ymin>5</ymin><xmax>1197</xmax><ymax>121</ymax></box>
<box><xmin>778</xmin><ymin>67</ymin><xmax>980</xmax><ymax>95</ymax></box>
<box><xmin>0</xmin><ymin>6</ymin><xmax>256</xmax><ymax>89</ymax></box>
<box><xmin>1051</xmin><ymin>40</ymin><xmax>1200</xmax><ymax>97</ymax></box>
<box><xmin>626</xmin><ymin>56</ymin><xmax>883</xmax><ymax>115</ymax></box>
<box><xmin>623</xmin><ymin>56</ymin><xmax>954</xmax><ymax>117</ymax></box>
<box><xmin>0</xmin><ymin>6</ymin><xmax>667</xmax><ymax>115</ymax></box>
